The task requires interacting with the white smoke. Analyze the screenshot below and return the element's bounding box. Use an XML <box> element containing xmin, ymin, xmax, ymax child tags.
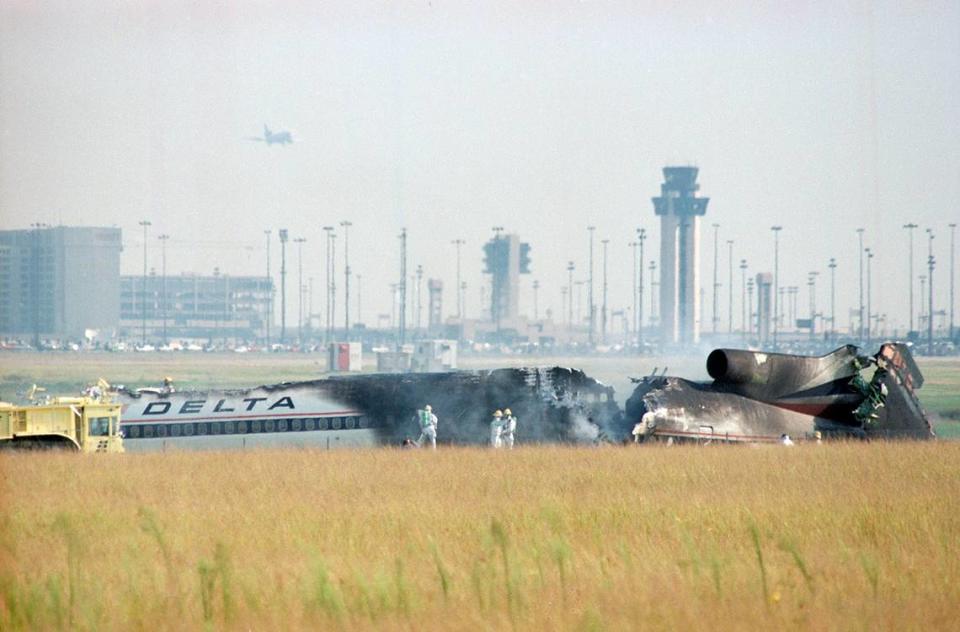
<box><xmin>568</xmin><ymin>409</ymin><xmax>601</xmax><ymax>443</ymax></box>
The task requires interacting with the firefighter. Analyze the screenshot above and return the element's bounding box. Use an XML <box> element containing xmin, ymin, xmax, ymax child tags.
<box><xmin>501</xmin><ymin>408</ymin><xmax>517</xmax><ymax>449</ymax></box>
<box><xmin>490</xmin><ymin>410</ymin><xmax>504</xmax><ymax>448</ymax></box>
<box><xmin>416</xmin><ymin>404</ymin><xmax>438</xmax><ymax>450</ymax></box>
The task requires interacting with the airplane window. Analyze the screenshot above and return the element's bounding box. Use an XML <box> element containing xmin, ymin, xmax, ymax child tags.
<box><xmin>291</xmin><ymin>418</ymin><xmax>302</xmax><ymax>431</ymax></box>
<box><xmin>144</xmin><ymin>425</ymin><xmax>154</xmax><ymax>438</ymax></box>
<box><xmin>171</xmin><ymin>424</ymin><xmax>181</xmax><ymax>437</ymax></box>
<box><xmin>252</xmin><ymin>420</ymin><xmax>261</xmax><ymax>433</ymax></box>
<box><xmin>198</xmin><ymin>423</ymin><xmax>208</xmax><ymax>435</ymax></box>
<box><xmin>276</xmin><ymin>419</ymin><xmax>287</xmax><ymax>432</ymax></box>
<box><xmin>345</xmin><ymin>417</ymin><xmax>355</xmax><ymax>429</ymax></box>
<box><xmin>331</xmin><ymin>417</ymin><xmax>342</xmax><ymax>430</ymax></box>
<box><xmin>264</xmin><ymin>419</ymin><xmax>275</xmax><ymax>432</ymax></box>
<box><xmin>129</xmin><ymin>425</ymin><xmax>141</xmax><ymax>438</ymax></box>
<box><xmin>156</xmin><ymin>425</ymin><xmax>167</xmax><ymax>437</ymax></box>
<box><xmin>183</xmin><ymin>423</ymin><xmax>193</xmax><ymax>436</ymax></box>
<box><xmin>225</xmin><ymin>421</ymin><xmax>236</xmax><ymax>434</ymax></box>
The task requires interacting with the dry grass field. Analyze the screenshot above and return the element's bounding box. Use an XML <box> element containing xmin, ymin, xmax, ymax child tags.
<box><xmin>2</xmin><ymin>444</ymin><xmax>959</xmax><ymax>630</ymax></box>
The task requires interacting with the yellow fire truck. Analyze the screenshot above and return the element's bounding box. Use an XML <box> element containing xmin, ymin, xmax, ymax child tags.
<box><xmin>0</xmin><ymin>383</ymin><xmax>124</xmax><ymax>453</ymax></box>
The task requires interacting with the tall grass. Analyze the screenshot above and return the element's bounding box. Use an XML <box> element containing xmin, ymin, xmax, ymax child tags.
<box><xmin>1</xmin><ymin>443</ymin><xmax>959</xmax><ymax>630</ymax></box>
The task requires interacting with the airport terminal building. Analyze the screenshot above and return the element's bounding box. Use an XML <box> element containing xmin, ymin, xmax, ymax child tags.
<box><xmin>119</xmin><ymin>272</ymin><xmax>272</xmax><ymax>344</ymax></box>
<box><xmin>0</xmin><ymin>226</ymin><xmax>122</xmax><ymax>341</ymax></box>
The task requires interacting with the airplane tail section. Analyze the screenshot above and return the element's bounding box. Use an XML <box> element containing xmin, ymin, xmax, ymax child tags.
<box><xmin>868</xmin><ymin>342</ymin><xmax>934</xmax><ymax>439</ymax></box>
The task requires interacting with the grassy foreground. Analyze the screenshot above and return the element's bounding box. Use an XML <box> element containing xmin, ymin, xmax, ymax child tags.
<box><xmin>2</xmin><ymin>444</ymin><xmax>959</xmax><ymax>630</ymax></box>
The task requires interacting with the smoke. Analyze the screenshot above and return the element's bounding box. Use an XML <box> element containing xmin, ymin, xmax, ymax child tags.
<box><xmin>567</xmin><ymin>409</ymin><xmax>601</xmax><ymax>443</ymax></box>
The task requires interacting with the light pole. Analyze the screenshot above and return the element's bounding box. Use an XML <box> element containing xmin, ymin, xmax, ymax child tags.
<box><xmin>264</xmin><ymin>229</ymin><xmax>272</xmax><ymax>347</ymax></box>
<box><xmin>747</xmin><ymin>277</ymin><xmax>755</xmax><ymax>338</ymax></box>
<box><xmin>451</xmin><ymin>238</ymin><xmax>465</xmax><ymax>319</ymax></box>
<box><xmin>771</xmin><ymin>226</ymin><xmax>782</xmax><ymax>349</ymax></box>
<box><xmin>950</xmin><ymin>223</ymin><xmax>956</xmax><ymax>341</ymax></box>
<box><xmin>927</xmin><ymin>228</ymin><xmax>935</xmax><ymax>354</ymax></box>
<box><xmin>856</xmin><ymin>227</ymin><xmax>865</xmax><ymax>343</ymax></box>
<box><xmin>808</xmin><ymin>271</ymin><xmax>819</xmax><ymax>339</ymax></box>
<box><xmin>322</xmin><ymin>226</ymin><xmax>334</xmax><ymax>343</ymax></box>
<box><xmin>649</xmin><ymin>260</ymin><xmax>657</xmax><ymax>328</ymax></box>
<box><xmin>416</xmin><ymin>264</ymin><xmax>423</xmax><ymax>332</ymax></box>
<box><xmin>629</xmin><ymin>241</ymin><xmax>638</xmax><ymax>340</ymax></box>
<box><xmin>712</xmin><ymin>223</ymin><xmax>720</xmax><ymax>334</ymax></box>
<box><xmin>828</xmin><ymin>258</ymin><xmax>837</xmax><ymax>341</ymax></box>
<box><xmin>399</xmin><ymin>228</ymin><xmax>407</xmax><ymax>345</ymax></box>
<box><xmin>919</xmin><ymin>275</ymin><xmax>927</xmax><ymax>333</ymax></box>
<box><xmin>637</xmin><ymin>228</ymin><xmax>646</xmax><ymax>348</ymax></box>
<box><xmin>903</xmin><ymin>223</ymin><xmax>918</xmax><ymax>333</ymax></box>
<box><xmin>294</xmin><ymin>237</ymin><xmax>306</xmax><ymax>345</ymax></box>
<box><xmin>561</xmin><ymin>286</ymin><xmax>569</xmax><ymax>334</ymax></box>
<box><xmin>601</xmin><ymin>239</ymin><xmax>609</xmax><ymax>344</ymax></box>
<box><xmin>727</xmin><ymin>239</ymin><xmax>734</xmax><ymax>334</ymax></box>
<box><xmin>587</xmin><ymin>226</ymin><xmax>595</xmax><ymax>345</ymax></box>
<box><xmin>139</xmin><ymin>220</ymin><xmax>152</xmax><ymax>345</ymax></box>
<box><xmin>158</xmin><ymin>234</ymin><xmax>169</xmax><ymax>344</ymax></box>
<box><xmin>532</xmin><ymin>280</ymin><xmax>540</xmax><ymax>321</ymax></box>
<box><xmin>739</xmin><ymin>259</ymin><xmax>747</xmax><ymax>339</ymax></box>
<box><xmin>865</xmin><ymin>247</ymin><xmax>873</xmax><ymax>346</ymax></box>
<box><xmin>340</xmin><ymin>221</ymin><xmax>352</xmax><ymax>336</ymax></box>
<box><xmin>30</xmin><ymin>222</ymin><xmax>46</xmax><ymax>349</ymax></box>
<box><xmin>278</xmin><ymin>229</ymin><xmax>288</xmax><ymax>345</ymax></box>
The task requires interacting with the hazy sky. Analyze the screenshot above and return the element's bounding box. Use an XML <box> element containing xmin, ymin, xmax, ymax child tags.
<box><xmin>2</xmin><ymin>1</ymin><xmax>958</xmax><ymax>332</ymax></box>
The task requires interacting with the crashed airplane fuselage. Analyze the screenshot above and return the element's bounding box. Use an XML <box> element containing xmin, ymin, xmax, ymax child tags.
<box><xmin>117</xmin><ymin>367</ymin><xmax>621</xmax><ymax>452</ymax></box>
<box><xmin>626</xmin><ymin>342</ymin><xmax>934</xmax><ymax>443</ymax></box>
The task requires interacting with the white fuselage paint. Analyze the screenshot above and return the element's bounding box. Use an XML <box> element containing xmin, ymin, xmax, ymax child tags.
<box><xmin>118</xmin><ymin>385</ymin><xmax>383</xmax><ymax>452</ymax></box>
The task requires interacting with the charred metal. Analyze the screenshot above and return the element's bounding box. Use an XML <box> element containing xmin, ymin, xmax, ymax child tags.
<box><xmin>626</xmin><ymin>342</ymin><xmax>933</xmax><ymax>443</ymax></box>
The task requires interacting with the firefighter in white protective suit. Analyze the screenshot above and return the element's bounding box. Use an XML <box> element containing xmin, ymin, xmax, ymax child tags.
<box><xmin>490</xmin><ymin>410</ymin><xmax>504</xmax><ymax>448</ymax></box>
<box><xmin>416</xmin><ymin>404</ymin><xmax>438</xmax><ymax>449</ymax></box>
<box><xmin>501</xmin><ymin>408</ymin><xmax>517</xmax><ymax>449</ymax></box>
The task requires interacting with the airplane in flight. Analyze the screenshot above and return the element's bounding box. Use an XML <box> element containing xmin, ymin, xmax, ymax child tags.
<box><xmin>245</xmin><ymin>125</ymin><xmax>294</xmax><ymax>146</ymax></box>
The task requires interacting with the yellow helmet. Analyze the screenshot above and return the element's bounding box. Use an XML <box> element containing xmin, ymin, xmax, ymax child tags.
<box><xmin>494</xmin><ymin>410</ymin><xmax>503</xmax><ymax>417</ymax></box>
<box><xmin>504</xmin><ymin>408</ymin><xmax>512</xmax><ymax>416</ymax></box>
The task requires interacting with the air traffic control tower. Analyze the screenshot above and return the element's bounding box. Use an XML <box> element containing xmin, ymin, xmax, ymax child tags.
<box><xmin>652</xmin><ymin>167</ymin><xmax>709</xmax><ymax>346</ymax></box>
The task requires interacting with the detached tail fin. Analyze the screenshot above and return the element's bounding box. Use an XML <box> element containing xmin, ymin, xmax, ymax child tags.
<box><xmin>871</xmin><ymin>342</ymin><xmax>934</xmax><ymax>439</ymax></box>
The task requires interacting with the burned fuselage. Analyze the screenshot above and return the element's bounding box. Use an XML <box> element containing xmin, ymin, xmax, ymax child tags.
<box><xmin>626</xmin><ymin>342</ymin><xmax>934</xmax><ymax>443</ymax></box>
<box><xmin>117</xmin><ymin>367</ymin><xmax>621</xmax><ymax>451</ymax></box>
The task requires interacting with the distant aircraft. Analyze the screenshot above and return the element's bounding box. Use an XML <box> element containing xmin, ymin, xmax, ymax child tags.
<box><xmin>245</xmin><ymin>125</ymin><xmax>294</xmax><ymax>146</ymax></box>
